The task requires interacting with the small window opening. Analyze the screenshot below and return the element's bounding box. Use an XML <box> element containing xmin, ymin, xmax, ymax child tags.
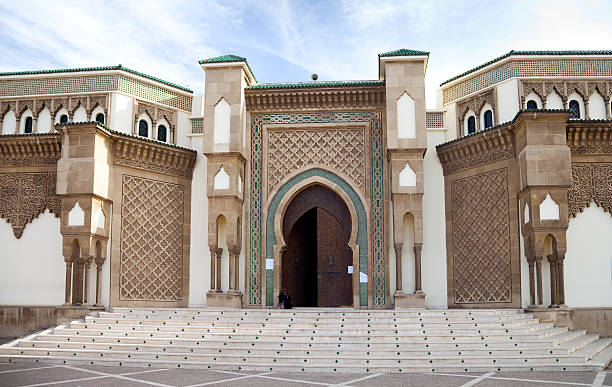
<box><xmin>95</xmin><ymin>113</ymin><xmax>105</xmax><ymax>124</ymax></box>
<box><xmin>483</xmin><ymin>110</ymin><xmax>493</xmax><ymax>129</ymax></box>
<box><xmin>157</xmin><ymin>125</ymin><xmax>167</xmax><ymax>142</ymax></box>
<box><xmin>138</xmin><ymin>120</ymin><xmax>148</xmax><ymax>137</ymax></box>
<box><xmin>467</xmin><ymin>116</ymin><xmax>476</xmax><ymax>134</ymax></box>
<box><xmin>569</xmin><ymin>100</ymin><xmax>580</xmax><ymax>119</ymax></box>
<box><xmin>526</xmin><ymin>100</ymin><xmax>537</xmax><ymax>110</ymax></box>
<box><xmin>24</xmin><ymin>117</ymin><xmax>33</xmax><ymax>133</ymax></box>
<box><xmin>60</xmin><ymin>115</ymin><xmax>68</xmax><ymax>124</ymax></box>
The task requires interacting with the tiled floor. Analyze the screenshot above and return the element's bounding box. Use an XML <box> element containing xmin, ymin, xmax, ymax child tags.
<box><xmin>0</xmin><ymin>363</ymin><xmax>609</xmax><ymax>387</ymax></box>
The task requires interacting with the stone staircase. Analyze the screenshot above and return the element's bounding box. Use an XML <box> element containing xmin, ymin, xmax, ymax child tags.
<box><xmin>1</xmin><ymin>308</ymin><xmax>611</xmax><ymax>372</ymax></box>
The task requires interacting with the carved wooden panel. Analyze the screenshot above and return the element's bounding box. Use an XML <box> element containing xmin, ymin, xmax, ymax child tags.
<box><xmin>119</xmin><ymin>175</ymin><xmax>184</xmax><ymax>301</ymax></box>
<box><xmin>0</xmin><ymin>172</ymin><xmax>60</xmax><ymax>238</ymax></box>
<box><xmin>451</xmin><ymin>168</ymin><xmax>512</xmax><ymax>304</ymax></box>
<box><xmin>267</xmin><ymin>127</ymin><xmax>366</xmax><ymax>195</ymax></box>
<box><xmin>569</xmin><ymin>163</ymin><xmax>612</xmax><ymax>217</ymax></box>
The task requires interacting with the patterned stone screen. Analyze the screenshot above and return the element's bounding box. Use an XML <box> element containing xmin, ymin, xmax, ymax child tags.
<box><xmin>119</xmin><ymin>175</ymin><xmax>184</xmax><ymax>301</ymax></box>
<box><xmin>450</xmin><ymin>168</ymin><xmax>512</xmax><ymax>304</ymax></box>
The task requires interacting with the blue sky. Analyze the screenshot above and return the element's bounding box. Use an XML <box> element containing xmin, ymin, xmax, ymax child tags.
<box><xmin>1</xmin><ymin>0</ymin><xmax>611</xmax><ymax>107</ymax></box>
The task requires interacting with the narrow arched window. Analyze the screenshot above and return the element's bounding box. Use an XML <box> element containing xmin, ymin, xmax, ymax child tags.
<box><xmin>526</xmin><ymin>100</ymin><xmax>537</xmax><ymax>109</ymax></box>
<box><xmin>60</xmin><ymin>114</ymin><xmax>68</xmax><ymax>124</ymax></box>
<box><xmin>138</xmin><ymin>120</ymin><xmax>148</xmax><ymax>137</ymax></box>
<box><xmin>467</xmin><ymin>116</ymin><xmax>476</xmax><ymax>134</ymax></box>
<box><xmin>157</xmin><ymin>125</ymin><xmax>167</xmax><ymax>142</ymax></box>
<box><xmin>95</xmin><ymin>113</ymin><xmax>105</xmax><ymax>124</ymax></box>
<box><xmin>24</xmin><ymin>117</ymin><xmax>33</xmax><ymax>133</ymax></box>
<box><xmin>569</xmin><ymin>100</ymin><xmax>580</xmax><ymax>119</ymax></box>
<box><xmin>484</xmin><ymin>110</ymin><xmax>493</xmax><ymax>129</ymax></box>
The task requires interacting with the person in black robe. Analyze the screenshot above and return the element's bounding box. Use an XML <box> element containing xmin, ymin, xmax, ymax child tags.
<box><xmin>278</xmin><ymin>290</ymin><xmax>292</xmax><ymax>309</ymax></box>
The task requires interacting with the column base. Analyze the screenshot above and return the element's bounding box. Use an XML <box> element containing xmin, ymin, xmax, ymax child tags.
<box><xmin>207</xmin><ymin>291</ymin><xmax>242</xmax><ymax>308</ymax></box>
<box><xmin>394</xmin><ymin>291</ymin><xmax>426</xmax><ymax>308</ymax></box>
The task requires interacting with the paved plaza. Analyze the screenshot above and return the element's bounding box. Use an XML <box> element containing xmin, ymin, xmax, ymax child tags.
<box><xmin>0</xmin><ymin>362</ymin><xmax>610</xmax><ymax>387</ymax></box>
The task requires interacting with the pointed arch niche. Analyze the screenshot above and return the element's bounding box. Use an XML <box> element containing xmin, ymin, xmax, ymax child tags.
<box><xmin>397</xmin><ymin>92</ymin><xmax>416</xmax><ymax>139</ymax></box>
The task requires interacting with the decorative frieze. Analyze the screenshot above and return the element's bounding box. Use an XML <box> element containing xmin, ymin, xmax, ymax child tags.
<box><xmin>569</xmin><ymin>163</ymin><xmax>612</xmax><ymax>217</ymax></box>
<box><xmin>436</xmin><ymin>124</ymin><xmax>514</xmax><ymax>175</ymax></box>
<box><xmin>0</xmin><ymin>95</ymin><xmax>109</xmax><ymax>122</ymax></box>
<box><xmin>456</xmin><ymin>88</ymin><xmax>496</xmax><ymax>134</ymax></box>
<box><xmin>0</xmin><ymin>133</ymin><xmax>61</xmax><ymax>166</ymax></box>
<box><xmin>245</xmin><ymin>86</ymin><xmax>386</xmax><ymax>112</ymax></box>
<box><xmin>566</xmin><ymin>120</ymin><xmax>612</xmax><ymax>154</ymax></box>
<box><xmin>521</xmin><ymin>80</ymin><xmax>612</xmax><ymax>107</ymax></box>
<box><xmin>114</xmin><ymin>136</ymin><xmax>196</xmax><ymax>178</ymax></box>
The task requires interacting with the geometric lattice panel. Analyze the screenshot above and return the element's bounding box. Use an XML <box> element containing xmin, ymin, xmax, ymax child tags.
<box><xmin>451</xmin><ymin>168</ymin><xmax>512</xmax><ymax>304</ymax></box>
<box><xmin>267</xmin><ymin>127</ymin><xmax>366</xmax><ymax>195</ymax></box>
<box><xmin>119</xmin><ymin>175</ymin><xmax>184</xmax><ymax>301</ymax></box>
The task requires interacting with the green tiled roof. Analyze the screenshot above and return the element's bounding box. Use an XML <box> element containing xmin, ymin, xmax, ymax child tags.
<box><xmin>436</xmin><ymin>109</ymin><xmax>573</xmax><ymax>148</ymax></box>
<box><xmin>198</xmin><ymin>54</ymin><xmax>257</xmax><ymax>82</ymax></box>
<box><xmin>378</xmin><ymin>48</ymin><xmax>430</xmax><ymax>57</ymax></box>
<box><xmin>0</xmin><ymin>132</ymin><xmax>60</xmax><ymax>138</ymax></box>
<box><xmin>247</xmin><ymin>80</ymin><xmax>384</xmax><ymax>90</ymax></box>
<box><xmin>55</xmin><ymin>121</ymin><xmax>196</xmax><ymax>153</ymax></box>
<box><xmin>441</xmin><ymin>50</ymin><xmax>612</xmax><ymax>86</ymax></box>
<box><xmin>0</xmin><ymin>65</ymin><xmax>192</xmax><ymax>93</ymax></box>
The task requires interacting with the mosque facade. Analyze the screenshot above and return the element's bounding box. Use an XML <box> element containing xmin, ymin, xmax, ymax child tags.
<box><xmin>1</xmin><ymin>49</ymin><xmax>611</xmax><ymax>334</ymax></box>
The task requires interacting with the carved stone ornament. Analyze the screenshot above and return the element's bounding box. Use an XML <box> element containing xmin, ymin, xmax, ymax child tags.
<box><xmin>568</xmin><ymin>163</ymin><xmax>612</xmax><ymax>217</ymax></box>
<box><xmin>0</xmin><ymin>172</ymin><xmax>61</xmax><ymax>238</ymax></box>
<box><xmin>114</xmin><ymin>137</ymin><xmax>196</xmax><ymax>178</ymax></box>
<box><xmin>69</xmin><ymin>96</ymin><xmax>88</xmax><ymax>115</ymax></box>
<box><xmin>87</xmin><ymin>95</ymin><xmax>108</xmax><ymax>115</ymax></box>
<box><xmin>456</xmin><ymin>88</ymin><xmax>496</xmax><ymax>122</ymax></box>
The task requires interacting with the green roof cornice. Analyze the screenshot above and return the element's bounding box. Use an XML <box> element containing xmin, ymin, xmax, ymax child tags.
<box><xmin>55</xmin><ymin>121</ymin><xmax>196</xmax><ymax>153</ymax></box>
<box><xmin>0</xmin><ymin>132</ymin><xmax>60</xmax><ymax>138</ymax></box>
<box><xmin>247</xmin><ymin>80</ymin><xmax>384</xmax><ymax>90</ymax></box>
<box><xmin>198</xmin><ymin>54</ymin><xmax>257</xmax><ymax>82</ymax></box>
<box><xmin>378</xmin><ymin>48</ymin><xmax>430</xmax><ymax>57</ymax></box>
<box><xmin>441</xmin><ymin>50</ymin><xmax>612</xmax><ymax>86</ymax></box>
<box><xmin>436</xmin><ymin>109</ymin><xmax>573</xmax><ymax>148</ymax></box>
<box><xmin>0</xmin><ymin>65</ymin><xmax>192</xmax><ymax>93</ymax></box>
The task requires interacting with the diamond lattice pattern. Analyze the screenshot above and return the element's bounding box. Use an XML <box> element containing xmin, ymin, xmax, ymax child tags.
<box><xmin>267</xmin><ymin>128</ymin><xmax>365</xmax><ymax>195</ymax></box>
<box><xmin>451</xmin><ymin>168</ymin><xmax>512</xmax><ymax>304</ymax></box>
<box><xmin>120</xmin><ymin>175</ymin><xmax>184</xmax><ymax>301</ymax></box>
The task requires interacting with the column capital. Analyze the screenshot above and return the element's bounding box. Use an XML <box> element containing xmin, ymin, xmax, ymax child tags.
<box><xmin>546</xmin><ymin>254</ymin><xmax>557</xmax><ymax>263</ymax></box>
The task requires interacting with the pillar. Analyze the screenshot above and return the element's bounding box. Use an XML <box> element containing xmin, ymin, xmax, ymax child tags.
<box><xmin>209</xmin><ymin>246</ymin><xmax>218</xmax><ymax>291</ymax></box>
<box><xmin>228</xmin><ymin>246</ymin><xmax>237</xmax><ymax>291</ymax></box>
<box><xmin>414</xmin><ymin>243</ymin><xmax>423</xmax><ymax>294</ymax></box>
<box><xmin>233</xmin><ymin>247</ymin><xmax>241</xmax><ymax>293</ymax></box>
<box><xmin>32</xmin><ymin>116</ymin><xmax>38</xmax><ymax>133</ymax></box>
<box><xmin>527</xmin><ymin>255</ymin><xmax>536</xmax><ymax>307</ymax></box>
<box><xmin>94</xmin><ymin>257</ymin><xmax>104</xmax><ymax>306</ymax></box>
<box><xmin>394</xmin><ymin>244</ymin><xmax>402</xmax><ymax>292</ymax></box>
<box><xmin>605</xmin><ymin>97</ymin><xmax>611</xmax><ymax>120</ymax></box>
<box><xmin>535</xmin><ymin>255</ymin><xmax>543</xmax><ymax>306</ymax></box>
<box><xmin>557</xmin><ymin>253</ymin><xmax>566</xmax><ymax>307</ymax></box>
<box><xmin>72</xmin><ymin>259</ymin><xmax>84</xmax><ymax>305</ymax></box>
<box><xmin>64</xmin><ymin>259</ymin><xmax>72</xmax><ymax>305</ymax></box>
<box><xmin>216</xmin><ymin>248</ymin><xmax>222</xmax><ymax>292</ymax></box>
<box><xmin>83</xmin><ymin>256</ymin><xmax>92</xmax><ymax>305</ymax></box>
<box><xmin>547</xmin><ymin>254</ymin><xmax>558</xmax><ymax>308</ymax></box>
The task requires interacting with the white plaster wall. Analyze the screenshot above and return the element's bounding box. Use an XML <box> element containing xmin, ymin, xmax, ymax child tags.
<box><xmin>73</xmin><ymin>106</ymin><xmax>87</xmax><ymax>122</ymax></box>
<box><xmin>176</xmin><ymin>111</ymin><xmax>191</xmax><ymax>149</ymax></box>
<box><xmin>188</xmin><ymin>139</ymin><xmax>209</xmax><ymax>307</ymax></box>
<box><xmin>54</xmin><ymin>108</ymin><xmax>69</xmax><ymax>124</ymax></box>
<box><xmin>479</xmin><ymin>103</ymin><xmax>494</xmax><ymax>130</ymax></box>
<box><xmin>496</xmin><ymin>79</ymin><xmax>520</xmax><ymax>123</ymax></box>
<box><xmin>397</xmin><ymin>92</ymin><xmax>416</xmax><ymax>139</ymax></box>
<box><xmin>588</xmin><ymin>92</ymin><xmax>606</xmax><ymax>119</ymax></box>
<box><xmin>443</xmin><ymin>103</ymin><xmax>457</xmax><ymax>142</ymax></box>
<box><xmin>0</xmin><ymin>210</ymin><xmax>64</xmax><ymax>305</ymax></box>
<box><xmin>37</xmin><ymin>108</ymin><xmax>52</xmax><ymax>133</ymax></box>
<box><xmin>422</xmin><ymin>128</ymin><xmax>448</xmax><ymax>308</ymax></box>
<box><xmin>545</xmin><ymin>91</ymin><xmax>563</xmax><ymax>109</ymax></box>
<box><xmin>191</xmin><ymin>96</ymin><xmax>204</xmax><ymax>117</ymax></box>
<box><xmin>2</xmin><ymin>110</ymin><xmax>16</xmax><ymax>134</ymax></box>
<box><xmin>565</xmin><ymin>204</ymin><xmax>612</xmax><ymax>307</ymax></box>
<box><xmin>109</xmin><ymin>93</ymin><xmax>134</xmax><ymax>134</ymax></box>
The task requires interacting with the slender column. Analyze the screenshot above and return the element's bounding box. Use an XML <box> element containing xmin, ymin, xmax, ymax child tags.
<box><xmin>584</xmin><ymin>99</ymin><xmax>590</xmax><ymax>119</ymax></box>
<box><xmin>94</xmin><ymin>257</ymin><xmax>104</xmax><ymax>306</ymax></box>
<box><xmin>64</xmin><ymin>259</ymin><xmax>73</xmax><ymax>305</ymax></box>
<box><xmin>547</xmin><ymin>254</ymin><xmax>558</xmax><ymax>308</ymax></box>
<box><xmin>605</xmin><ymin>97</ymin><xmax>611</xmax><ymax>120</ymax></box>
<box><xmin>527</xmin><ymin>255</ymin><xmax>536</xmax><ymax>307</ymax></box>
<box><xmin>228</xmin><ymin>246</ymin><xmax>236</xmax><ymax>291</ymax></box>
<box><xmin>83</xmin><ymin>257</ymin><xmax>92</xmax><ymax>305</ymax></box>
<box><xmin>557</xmin><ymin>253</ymin><xmax>566</xmax><ymax>306</ymax></box>
<box><xmin>535</xmin><ymin>255</ymin><xmax>543</xmax><ymax>306</ymax></box>
<box><xmin>216</xmin><ymin>248</ymin><xmax>222</xmax><ymax>292</ymax></box>
<box><xmin>234</xmin><ymin>247</ymin><xmax>240</xmax><ymax>293</ymax></box>
<box><xmin>72</xmin><ymin>260</ymin><xmax>84</xmax><ymax>305</ymax></box>
<box><xmin>209</xmin><ymin>247</ymin><xmax>217</xmax><ymax>291</ymax></box>
<box><xmin>414</xmin><ymin>244</ymin><xmax>423</xmax><ymax>294</ymax></box>
<box><xmin>15</xmin><ymin>118</ymin><xmax>20</xmax><ymax>134</ymax></box>
<box><xmin>32</xmin><ymin>116</ymin><xmax>38</xmax><ymax>133</ymax></box>
<box><xmin>394</xmin><ymin>244</ymin><xmax>402</xmax><ymax>292</ymax></box>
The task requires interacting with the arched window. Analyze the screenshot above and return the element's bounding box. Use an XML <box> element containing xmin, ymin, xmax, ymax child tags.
<box><xmin>60</xmin><ymin>114</ymin><xmax>68</xmax><ymax>124</ymax></box>
<box><xmin>138</xmin><ymin>120</ymin><xmax>148</xmax><ymax>137</ymax></box>
<box><xmin>483</xmin><ymin>110</ymin><xmax>493</xmax><ymax>129</ymax></box>
<box><xmin>526</xmin><ymin>100</ymin><xmax>538</xmax><ymax>110</ymax></box>
<box><xmin>467</xmin><ymin>116</ymin><xmax>476</xmax><ymax>134</ymax></box>
<box><xmin>24</xmin><ymin>117</ymin><xmax>33</xmax><ymax>133</ymax></box>
<box><xmin>157</xmin><ymin>125</ymin><xmax>167</xmax><ymax>142</ymax></box>
<box><xmin>569</xmin><ymin>100</ymin><xmax>580</xmax><ymax>119</ymax></box>
<box><xmin>95</xmin><ymin>113</ymin><xmax>105</xmax><ymax>124</ymax></box>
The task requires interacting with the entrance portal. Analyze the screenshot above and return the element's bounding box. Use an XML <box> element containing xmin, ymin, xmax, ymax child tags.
<box><xmin>281</xmin><ymin>185</ymin><xmax>353</xmax><ymax>307</ymax></box>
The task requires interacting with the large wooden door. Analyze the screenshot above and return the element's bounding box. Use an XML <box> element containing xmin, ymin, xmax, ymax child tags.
<box><xmin>316</xmin><ymin>208</ymin><xmax>352</xmax><ymax>307</ymax></box>
<box><xmin>282</xmin><ymin>185</ymin><xmax>353</xmax><ymax>308</ymax></box>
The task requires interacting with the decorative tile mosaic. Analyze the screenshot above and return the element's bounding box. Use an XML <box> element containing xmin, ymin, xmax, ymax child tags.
<box><xmin>249</xmin><ymin>111</ymin><xmax>386</xmax><ymax>307</ymax></box>
<box><xmin>443</xmin><ymin>59</ymin><xmax>612</xmax><ymax>104</ymax></box>
<box><xmin>426</xmin><ymin>112</ymin><xmax>444</xmax><ymax>128</ymax></box>
<box><xmin>0</xmin><ymin>74</ymin><xmax>192</xmax><ymax>111</ymax></box>
<box><xmin>265</xmin><ymin>168</ymin><xmax>369</xmax><ymax>307</ymax></box>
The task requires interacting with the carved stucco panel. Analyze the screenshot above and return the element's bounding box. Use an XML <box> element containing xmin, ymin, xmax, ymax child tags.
<box><xmin>569</xmin><ymin>163</ymin><xmax>612</xmax><ymax>217</ymax></box>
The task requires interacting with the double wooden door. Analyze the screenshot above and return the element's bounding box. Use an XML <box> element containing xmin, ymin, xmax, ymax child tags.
<box><xmin>282</xmin><ymin>207</ymin><xmax>352</xmax><ymax>307</ymax></box>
